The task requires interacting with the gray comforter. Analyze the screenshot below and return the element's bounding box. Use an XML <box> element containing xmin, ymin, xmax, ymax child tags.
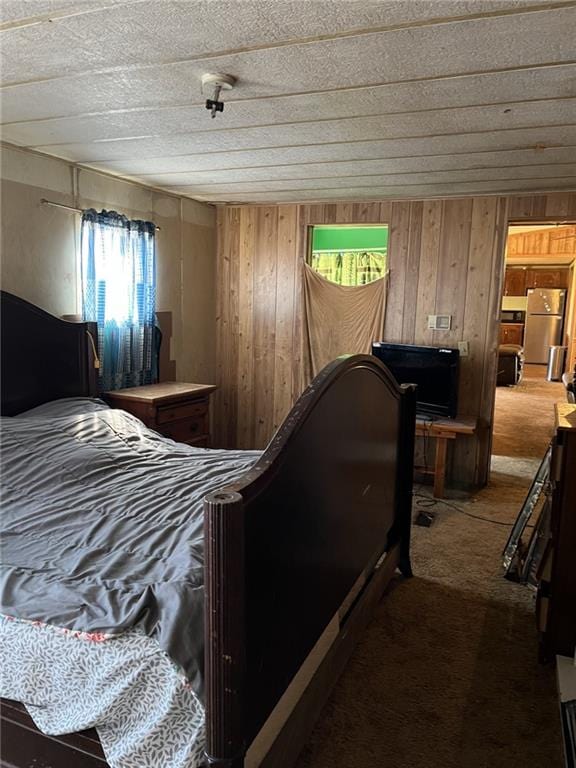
<box><xmin>0</xmin><ymin>398</ymin><xmax>259</xmax><ymax>697</ymax></box>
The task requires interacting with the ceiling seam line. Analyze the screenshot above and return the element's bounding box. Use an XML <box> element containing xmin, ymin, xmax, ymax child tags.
<box><xmin>74</xmin><ymin>142</ymin><xmax>576</xmax><ymax>171</ymax></box>
<box><xmin>2</xmin><ymin>59</ymin><xmax>574</xmax><ymax>102</ymax></box>
<box><xmin>16</xmin><ymin>97</ymin><xmax>576</xmax><ymax>147</ymax></box>
<box><xmin>3</xmin><ymin>0</ymin><xmax>572</xmax><ymax>35</ymax></box>
<box><xmin>42</xmin><ymin>123</ymin><xmax>576</xmax><ymax>163</ymax></box>
<box><xmin>2</xmin><ymin>3</ymin><xmax>575</xmax><ymax>89</ymax></box>
<box><xmin>160</xmin><ymin>166</ymin><xmax>576</xmax><ymax>189</ymax></box>
<box><xmin>129</xmin><ymin>147</ymin><xmax>576</xmax><ymax>177</ymax></box>
<box><xmin>7</xmin><ymin>142</ymin><xmax>573</xmax><ymax>208</ymax></box>
<box><xmin>197</xmin><ymin>176</ymin><xmax>576</xmax><ymax>197</ymax></box>
<box><xmin>3</xmin><ymin>63</ymin><xmax>575</xmax><ymax>125</ymax></box>
<box><xmin>196</xmin><ymin>187</ymin><xmax>576</xmax><ymax>204</ymax></box>
<box><xmin>0</xmin><ymin>0</ymin><xmax>148</xmax><ymax>32</ymax></box>
<box><xmin>204</xmin><ymin>189</ymin><xmax>576</xmax><ymax>206</ymax></box>
<box><xmin>27</xmin><ymin>140</ymin><xmax>576</xmax><ymax>175</ymax></box>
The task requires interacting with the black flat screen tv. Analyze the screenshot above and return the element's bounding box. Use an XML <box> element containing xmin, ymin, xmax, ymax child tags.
<box><xmin>372</xmin><ymin>342</ymin><xmax>460</xmax><ymax>419</ymax></box>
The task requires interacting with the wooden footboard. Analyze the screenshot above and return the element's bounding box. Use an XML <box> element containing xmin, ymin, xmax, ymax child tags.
<box><xmin>204</xmin><ymin>355</ymin><xmax>416</xmax><ymax>767</ymax></box>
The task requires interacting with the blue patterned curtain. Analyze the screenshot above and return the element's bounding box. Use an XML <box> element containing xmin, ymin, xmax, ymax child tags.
<box><xmin>81</xmin><ymin>209</ymin><xmax>157</xmax><ymax>391</ymax></box>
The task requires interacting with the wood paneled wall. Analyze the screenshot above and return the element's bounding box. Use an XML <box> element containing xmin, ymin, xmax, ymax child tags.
<box><xmin>215</xmin><ymin>192</ymin><xmax>576</xmax><ymax>488</ymax></box>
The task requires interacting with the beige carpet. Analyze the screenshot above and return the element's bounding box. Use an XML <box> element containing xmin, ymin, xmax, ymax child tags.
<box><xmin>492</xmin><ymin>364</ymin><xmax>565</xmax><ymax>460</ymax></box>
<box><xmin>296</xmin><ymin>366</ymin><xmax>565</xmax><ymax>768</ymax></box>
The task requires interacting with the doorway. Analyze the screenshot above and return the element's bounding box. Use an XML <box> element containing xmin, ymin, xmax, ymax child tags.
<box><xmin>492</xmin><ymin>222</ymin><xmax>575</xmax><ymax>467</ymax></box>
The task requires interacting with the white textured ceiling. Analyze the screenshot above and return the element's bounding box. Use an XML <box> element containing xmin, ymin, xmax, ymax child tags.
<box><xmin>1</xmin><ymin>0</ymin><xmax>576</xmax><ymax>203</ymax></box>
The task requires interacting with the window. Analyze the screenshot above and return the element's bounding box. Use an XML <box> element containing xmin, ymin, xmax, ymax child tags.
<box><xmin>80</xmin><ymin>209</ymin><xmax>157</xmax><ymax>391</ymax></box>
<box><xmin>309</xmin><ymin>225</ymin><xmax>388</xmax><ymax>286</ymax></box>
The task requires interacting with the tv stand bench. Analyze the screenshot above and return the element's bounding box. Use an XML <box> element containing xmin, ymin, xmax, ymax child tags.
<box><xmin>415</xmin><ymin>416</ymin><xmax>477</xmax><ymax>498</ymax></box>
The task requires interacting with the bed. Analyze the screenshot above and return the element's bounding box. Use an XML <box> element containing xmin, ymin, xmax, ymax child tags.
<box><xmin>0</xmin><ymin>290</ymin><xmax>416</xmax><ymax>768</ymax></box>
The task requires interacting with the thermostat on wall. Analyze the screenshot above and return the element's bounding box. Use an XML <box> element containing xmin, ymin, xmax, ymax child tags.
<box><xmin>427</xmin><ymin>314</ymin><xmax>452</xmax><ymax>331</ymax></box>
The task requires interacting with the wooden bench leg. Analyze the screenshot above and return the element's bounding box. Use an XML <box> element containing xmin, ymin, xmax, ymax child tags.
<box><xmin>433</xmin><ymin>437</ymin><xmax>448</xmax><ymax>498</ymax></box>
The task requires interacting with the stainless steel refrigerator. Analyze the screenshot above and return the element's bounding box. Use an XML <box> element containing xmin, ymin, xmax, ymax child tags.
<box><xmin>523</xmin><ymin>288</ymin><xmax>566</xmax><ymax>364</ymax></box>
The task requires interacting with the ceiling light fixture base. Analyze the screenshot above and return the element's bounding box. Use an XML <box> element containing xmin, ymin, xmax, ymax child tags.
<box><xmin>201</xmin><ymin>73</ymin><xmax>236</xmax><ymax>118</ymax></box>
<box><xmin>201</xmin><ymin>73</ymin><xmax>236</xmax><ymax>92</ymax></box>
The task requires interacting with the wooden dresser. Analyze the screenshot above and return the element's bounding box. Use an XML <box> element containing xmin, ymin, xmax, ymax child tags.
<box><xmin>105</xmin><ymin>382</ymin><xmax>217</xmax><ymax>447</ymax></box>
<box><xmin>538</xmin><ymin>403</ymin><xmax>576</xmax><ymax>662</ymax></box>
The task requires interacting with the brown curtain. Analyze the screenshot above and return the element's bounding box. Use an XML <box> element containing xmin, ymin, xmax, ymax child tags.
<box><xmin>303</xmin><ymin>262</ymin><xmax>388</xmax><ymax>381</ymax></box>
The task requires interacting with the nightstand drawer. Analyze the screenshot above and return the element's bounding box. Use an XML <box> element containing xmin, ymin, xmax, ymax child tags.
<box><xmin>160</xmin><ymin>416</ymin><xmax>207</xmax><ymax>444</ymax></box>
<box><xmin>104</xmin><ymin>382</ymin><xmax>216</xmax><ymax>447</ymax></box>
<box><xmin>157</xmin><ymin>400</ymin><xmax>207</xmax><ymax>424</ymax></box>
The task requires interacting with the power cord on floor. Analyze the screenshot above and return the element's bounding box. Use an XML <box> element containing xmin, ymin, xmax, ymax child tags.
<box><xmin>413</xmin><ymin>415</ymin><xmax>535</xmax><ymax>528</ymax></box>
<box><xmin>413</xmin><ymin>491</ymin><xmax>533</xmax><ymax>527</ymax></box>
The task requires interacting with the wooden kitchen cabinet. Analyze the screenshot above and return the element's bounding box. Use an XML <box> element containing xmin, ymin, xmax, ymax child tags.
<box><xmin>500</xmin><ymin>323</ymin><xmax>524</xmax><ymax>346</ymax></box>
<box><xmin>504</xmin><ymin>268</ymin><xmax>527</xmax><ymax>296</ymax></box>
<box><xmin>525</xmin><ymin>268</ymin><xmax>569</xmax><ymax>289</ymax></box>
<box><xmin>503</xmin><ymin>266</ymin><xmax>569</xmax><ymax>294</ymax></box>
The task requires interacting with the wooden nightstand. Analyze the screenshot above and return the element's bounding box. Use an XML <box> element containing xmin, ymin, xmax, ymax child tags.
<box><xmin>105</xmin><ymin>382</ymin><xmax>217</xmax><ymax>447</ymax></box>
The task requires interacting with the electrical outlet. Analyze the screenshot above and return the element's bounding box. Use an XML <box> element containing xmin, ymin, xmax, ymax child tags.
<box><xmin>458</xmin><ymin>341</ymin><xmax>469</xmax><ymax>357</ymax></box>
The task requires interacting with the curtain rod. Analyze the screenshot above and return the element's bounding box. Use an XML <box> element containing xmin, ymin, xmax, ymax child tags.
<box><xmin>40</xmin><ymin>198</ymin><xmax>161</xmax><ymax>230</ymax></box>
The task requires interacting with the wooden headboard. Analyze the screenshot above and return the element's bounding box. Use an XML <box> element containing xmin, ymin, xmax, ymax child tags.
<box><xmin>0</xmin><ymin>291</ymin><xmax>98</xmax><ymax>416</ymax></box>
